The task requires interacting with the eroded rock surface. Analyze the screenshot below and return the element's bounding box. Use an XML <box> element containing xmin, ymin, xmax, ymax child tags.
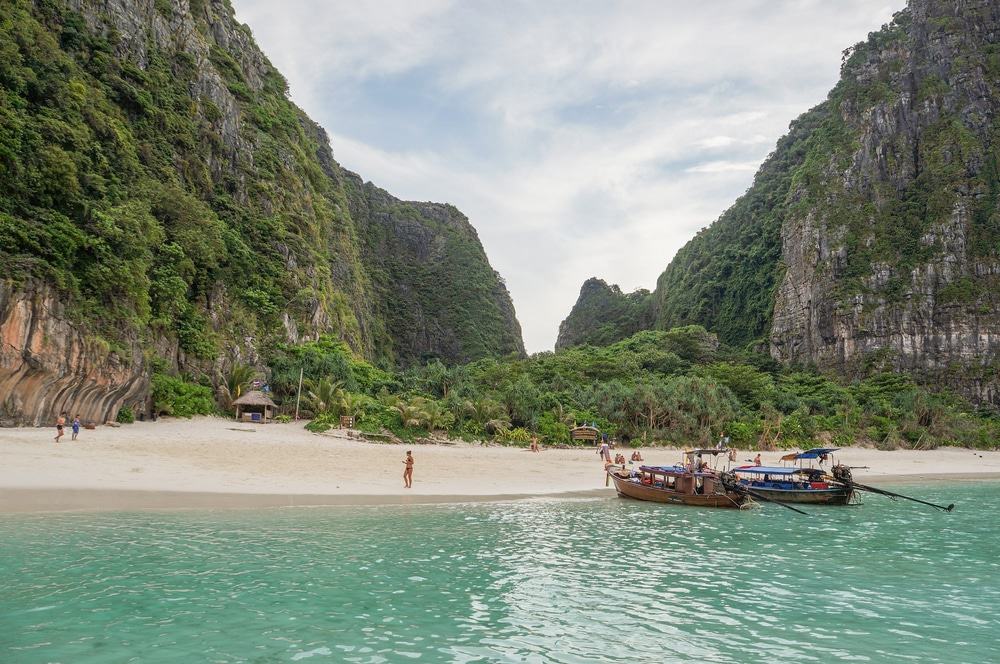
<box><xmin>0</xmin><ymin>281</ymin><xmax>147</xmax><ymax>426</ymax></box>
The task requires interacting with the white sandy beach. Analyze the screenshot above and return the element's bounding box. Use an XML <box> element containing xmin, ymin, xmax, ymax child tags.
<box><xmin>1</xmin><ymin>416</ymin><xmax>998</xmax><ymax>511</ymax></box>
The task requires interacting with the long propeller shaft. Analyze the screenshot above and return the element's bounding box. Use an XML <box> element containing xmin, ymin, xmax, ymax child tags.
<box><xmin>848</xmin><ymin>481</ymin><xmax>955</xmax><ymax>512</ymax></box>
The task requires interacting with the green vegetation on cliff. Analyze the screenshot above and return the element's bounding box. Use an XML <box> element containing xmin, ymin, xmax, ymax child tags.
<box><xmin>555</xmin><ymin>278</ymin><xmax>654</xmax><ymax>350</ymax></box>
<box><xmin>559</xmin><ymin>1</ymin><xmax>1000</xmax><ymax>409</ymax></box>
<box><xmin>652</xmin><ymin>108</ymin><xmax>828</xmax><ymax>348</ymax></box>
<box><xmin>0</xmin><ymin>0</ymin><xmax>522</xmax><ymax>373</ymax></box>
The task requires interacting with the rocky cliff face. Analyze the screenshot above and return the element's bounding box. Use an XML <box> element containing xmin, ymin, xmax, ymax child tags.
<box><xmin>559</xmin><ymin>0</ymin><xmax>1000</xmax><ymax>405</ymax></box>
<box><xmin>0</xmin><ymin>281</ymin><xmax>147</xmax><ymax>426</ymax></box>
<box><xmin>769</xmin><ymin>0</ymin><xmax>1000</xmax><ymax>404</ymax></box>
<box><xmin>0</xmin><ymin>0</ymin><xmax>522</xmax><ymax>423</ymax></box>
<box><xmin>348</xmin><ymin>177</ymin><xmax>524</xmax><ymax>365</ymax></box>
<box><xmin>555</xmin><ymin>279</ymin><xmax>653</xmax><ymax>350</ymax></box>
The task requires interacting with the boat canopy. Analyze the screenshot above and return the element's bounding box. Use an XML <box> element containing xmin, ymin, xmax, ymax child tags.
<box><xmin>734</xmin><ymin>466</ymin><xmax>805</xmax><ymax>475</ymax></box>
<box><xmin>640</xmin><ymin>465</ymin><xmax>688</xmax><ymax>475</ymax></box>
<box><xmin>639</xmin><ymin>465</ymin><xmax>719</xmax><ymax>476</ymax></box>
<box><xmin>795</xmin><ymin>447</ymin><xmax>840</xmax><ymax>459</ymax></box>
<box><xmin>683</xmin><ymin>448</ymin><xmax>729</xmax><ymax>456</ymax></box>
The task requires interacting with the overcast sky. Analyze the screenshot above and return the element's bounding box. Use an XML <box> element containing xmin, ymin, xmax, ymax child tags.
<box><xmin>232</xmin><ymin>0</ymin><xmax>904</xmax><ymax>353</ymax></box>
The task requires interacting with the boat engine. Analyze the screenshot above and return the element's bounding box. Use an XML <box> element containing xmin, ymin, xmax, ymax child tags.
<box><xmin>719</xmin><ymin>471</ymin><xmax>743</xmax><ymax>494</ymax></box>
<box><xmin>832</xmin><ymin>464</ymin><xmax>853</xmax><ymax>484</ymax></box>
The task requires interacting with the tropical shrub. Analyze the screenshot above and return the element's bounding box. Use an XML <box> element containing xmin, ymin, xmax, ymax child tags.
<box><xmin>151</xmin><ymin>373</ymin><xmax>215</xmax><ymax>417</ymax></box>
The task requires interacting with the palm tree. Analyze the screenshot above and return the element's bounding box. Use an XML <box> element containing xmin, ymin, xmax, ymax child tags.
<box><xmin>305</xmin><ymin>378</ymin><xmax>344</xmax><ymax>414</ymax></box>
<box><xmin>218</xmin><ymin>363</ymin><xmax>256</xmax><ymax>409</ymax></box>
<box><xmin>422</xmin><ymin>399</ymin><xmax>456</xmax><ymax>432</ymax></box>
<box><xmin>338</xmin><ymin>392</ymin><xmax>368</xmax><ymax>420</ymax></box>
<box><xmin>391</xmin><ymin>397</ymin><xmax>426</xmax><ymax>429</ymax></box>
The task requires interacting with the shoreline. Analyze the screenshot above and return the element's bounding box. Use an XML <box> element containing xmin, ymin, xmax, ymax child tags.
<box><xmin>0</xmin><ymin>487</ymin><xmax>617</xmax><ymax>513</ymax></box>
<box><xmin>3</xmin><ymin>417</ymin><xmax>1000</xmax><ymax>514</ymax></box>
<box><xmin>2</xmin><ymin>473</ymin><xmax>998</xmax><ymax>513</ymax></box>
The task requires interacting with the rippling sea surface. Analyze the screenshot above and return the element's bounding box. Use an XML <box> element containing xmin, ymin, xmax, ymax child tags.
<box><xmin>2</xmin><ymin>483</ymin><xmax>999</xmax><ymax>663</ymax></box>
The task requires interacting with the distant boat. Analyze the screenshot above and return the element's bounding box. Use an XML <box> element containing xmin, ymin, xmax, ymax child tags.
<box><xmin>607</xmin><ymin>449</ymin><xmax>750</xmax><ymax>509</ymax></box>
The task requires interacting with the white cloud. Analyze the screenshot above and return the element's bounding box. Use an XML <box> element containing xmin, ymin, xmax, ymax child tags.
<box><xmin>232</xmin><ymin>0</ymin><xmax>904</xmax><ymax>353</ymax></box>
<box><xmin>685</xmin><ymin>160</ymin><xmax>762</xmax><ymax>174</ymax></box>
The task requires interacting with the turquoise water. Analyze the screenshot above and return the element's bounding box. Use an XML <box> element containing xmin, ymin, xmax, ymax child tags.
<box><xmin>1</xmin><ymin>484</ymin><xmax>998</xmax><ymax>663</ymax></box>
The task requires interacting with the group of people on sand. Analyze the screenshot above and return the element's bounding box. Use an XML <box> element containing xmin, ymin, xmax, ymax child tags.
<box><xmin>599</xmin><ymin>438</ymin><xmax>644</xmax><ymax>467</ymax></box>
<box><xmin>54</xmin><ymin>412</ymin><xmax>81</xmax><ymax>442</ymax></box>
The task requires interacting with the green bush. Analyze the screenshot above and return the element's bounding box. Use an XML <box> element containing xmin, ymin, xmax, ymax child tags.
<box><xmin>115</xmin><ymin>406</ymin><xmax>135</xmax><ymax>424</ymax></box>
<box><xmin>151</xmin><ymin>373</ymin><xmax>216</xmax><ymax>417</ymax></box>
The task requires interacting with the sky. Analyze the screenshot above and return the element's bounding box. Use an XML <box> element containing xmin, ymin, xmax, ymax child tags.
<box><xmin>231</xmin><ymin>0</ymin><xmax>904</xmax><ymax>353</ymax></box>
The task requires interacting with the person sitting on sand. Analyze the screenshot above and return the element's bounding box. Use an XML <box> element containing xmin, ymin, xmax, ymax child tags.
<box><xmin>71</xmin><ymin>414</ymin><xmax>81</xmax><ymax>441</ymax></box>
<box><xmin>728</xmin><ymin>448</ymin><xmax>737</xmax><ymax>462</ymax></box>
<box><xmin>614</xmin><ymin>452</ymin><xmax>626</xmax><ymax>465</ymax></box>
<box><xmin>631</xmin><ymin>450</ymin><xmax>643</xmax><ymax>462</ymax></box>
<box><xmin>54</xmin><ymin>412</ymin><xmax>66</xmax><ymax>443</ymax></box>
<box><xmin>402</xmin><ymin>451</ymin><xmax>414</xmax><ymax>488</ymax></box>
<box><xmin>753</xmin><ymin>453</ymin><xmax>762</xmax><ymax>466</ymax></box>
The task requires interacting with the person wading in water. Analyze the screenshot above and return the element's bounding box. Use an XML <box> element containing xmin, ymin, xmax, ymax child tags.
<box><xmin>403</xmin><ymin>450</ymin><xmax>414</xmax><ymax>488</ymax></box>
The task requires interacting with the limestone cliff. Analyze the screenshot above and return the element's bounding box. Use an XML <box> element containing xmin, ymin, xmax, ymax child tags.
<box><xmin>555</xmin><ymin>279</ymin><xmax>653</xmax><ymax>350</ymax></box>
<box><xmin>769</xmin><ymin>0</ymin><xmax>1000</xmax><ymax>403</ymax></box>
<box><xmin>0</xmin><ymin>0</ymin><xmax>523</xmax><ymax>423</ymax></box>
<box><xmin>558</xmin><ymin>0</ymin><xmax>1000</xmax><ymax>405</ymax></box>
<box><xmin>0</xmin><ymin>281</ymin><xmax>146</xmax><ymax>426</ymax></box>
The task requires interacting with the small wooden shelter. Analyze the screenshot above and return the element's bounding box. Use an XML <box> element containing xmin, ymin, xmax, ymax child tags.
<box><xmin>232</xmin><ymin>390</ymin><xmax>276</xmax><ymax>423</ymax></box>
<box><xmin>570</xmin><ymin>424</ymin><xmax>601</xmax><ymax>444</ymax></box>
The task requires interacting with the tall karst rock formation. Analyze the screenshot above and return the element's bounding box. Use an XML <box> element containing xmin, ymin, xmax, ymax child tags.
<box><xmin>557</xmin><ymin>0</ymin><xmax>1000</xmax><ymax>405</ymax></box>
<box><xmin>0</xmin><ymin>0</ymin><xmax>523</xmax><ymax>425</ymax></box>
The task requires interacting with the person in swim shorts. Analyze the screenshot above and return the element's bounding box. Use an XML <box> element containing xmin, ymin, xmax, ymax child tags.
<box><xmin>55</xmin><ymin>412</ymin><xmax>66</xmax><ymax>443</ymax></box>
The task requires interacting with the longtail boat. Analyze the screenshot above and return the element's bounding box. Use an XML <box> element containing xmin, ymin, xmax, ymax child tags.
<box><xmin>732</xmin><ymin>465</ymin><xmax>854</xmax><ymax>504</ymax></box>
<box><xmin>606</xmin><ymin>449</ymin><xmax>750</xmax><ymax>509</ymax></box>
<box><xmin>728</xmin><ymin>447</ymin><xmax>855</xmax><ymax>505</ymax></box>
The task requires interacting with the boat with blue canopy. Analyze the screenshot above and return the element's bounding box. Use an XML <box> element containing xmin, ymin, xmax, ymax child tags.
<box><xmin>732</xmin><ymin>464</ymin><xmax>855</xmax><ymax>505</ymax></box>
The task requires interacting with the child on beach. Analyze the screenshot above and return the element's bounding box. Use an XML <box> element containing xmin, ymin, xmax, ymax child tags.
<box><xmin>55</xmin><ymin>412</ymin><xmax>66</xmax><ymax>443</ymax></box>
<box><xmin>71</xmin><ymin>414</ymin><xmax>81</xmax><ymax>441</ymax></box>
<box><xmin>403</xmin><ymin>451</ymin><xmax>414</xmax><ymax>488</ymax></box>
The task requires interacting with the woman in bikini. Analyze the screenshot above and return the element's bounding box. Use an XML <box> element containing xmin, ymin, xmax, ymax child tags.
<box><xmin>403</xmin><ymin>451</ymin><xmax>414</xmax><ymax>488</ymax></box>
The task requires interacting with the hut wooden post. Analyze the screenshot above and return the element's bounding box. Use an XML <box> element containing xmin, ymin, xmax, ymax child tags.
<box><xmin>294</xmin><ymin>367</ymin><xmax>303</xmax><ymax>421</ymax></box>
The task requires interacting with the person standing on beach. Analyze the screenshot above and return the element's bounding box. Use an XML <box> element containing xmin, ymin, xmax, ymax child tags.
<box><xmin>403</xmin><ymin>450</ymin><xmax>414</xmax><ymax>488</ymax></box>
<box><xmin>54</xmin><ymin>412</ymin><xmax>66</xmax><ymax>443</ymax></box>
<box><xmin>71</xmin><ymin>414</ymin><xmax>81</xmax><ymax>441</ymax></box>
<box><xmin>598</xmin><ymin>439</ymin><xmax>612</xmax><ymax>465</ymax></box>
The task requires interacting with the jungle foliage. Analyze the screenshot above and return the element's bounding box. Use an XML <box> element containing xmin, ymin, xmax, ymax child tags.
<box><xmin>262</xmin><ymin>330</ymin><xmax>999</xmax><ymax>450</ymax></box>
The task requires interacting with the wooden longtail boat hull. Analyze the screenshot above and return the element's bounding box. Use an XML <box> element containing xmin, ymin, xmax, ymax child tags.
<box><xmin>739</xmin><ymin>486</ymin><xmax>853</xmax><ymax>505</ymax></box>
<box><xmin>608</xmin><ymin>470</ymin><xmax>748</xmax><ymax>509</ymax></box>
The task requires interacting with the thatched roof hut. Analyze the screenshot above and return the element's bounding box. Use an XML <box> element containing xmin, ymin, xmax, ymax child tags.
<box><xmin>232</xmin><ymin>390</ymin><xmax>276</xmax><ymax>423</ymax></box>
